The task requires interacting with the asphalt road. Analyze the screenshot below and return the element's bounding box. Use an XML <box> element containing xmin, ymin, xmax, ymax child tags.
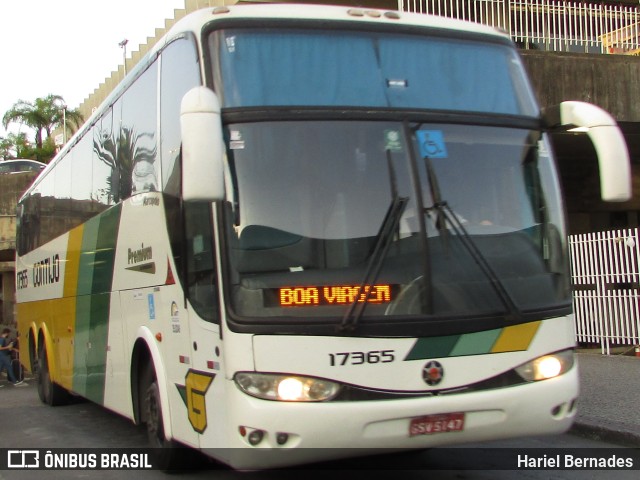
<box><xmin>0</xmin><ymin>379</ymin><xmax>638</xmax><ymax>480</ymax></box>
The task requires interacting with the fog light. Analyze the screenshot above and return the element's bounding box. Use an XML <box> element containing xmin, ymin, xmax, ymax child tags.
<box><xmin>276</xmin><ymin>432</ymin><xmax>289</xmax><ymax>445</ymax></box>
<box><xmin>568</xmin><ymin>399</ymin><xmax>577</xmax><ymax>413</ymax></box>
<box><xmin>248</xmin><ymin>429</ymin><xmax>264</xmax><ymax>446</ymax></box>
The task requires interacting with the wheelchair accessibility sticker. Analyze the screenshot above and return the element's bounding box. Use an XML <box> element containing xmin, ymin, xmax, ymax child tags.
<box><xmin>416</xmin><ymin>130</ymin><xmax>448</xmax><ymax>159</ymax></box>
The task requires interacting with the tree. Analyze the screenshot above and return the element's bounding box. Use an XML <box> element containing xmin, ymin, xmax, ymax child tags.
<box><xmin>2</xmin><ymin>94</ymin><xmax>83</xmax><ymax>162</ymax></box>
<box><xmin>0</xmin><ymin>136</ymin><xmax>12</xmax><ymax>160</ymax></box>
<box><xmin>0</xmin><ymin>132</ymin><xmax>32</xmax><ymax>160</ymax></box>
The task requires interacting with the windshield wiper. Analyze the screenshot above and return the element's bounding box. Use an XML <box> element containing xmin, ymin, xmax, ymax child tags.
<box><xmin>420</xmin><ymin>142</ymin><xmax>523</xmax><ymax>323</ymax></box>
<box><xmin>338</xmin><ymin>150</ymin><xmax>408</xmax><ymax>333</ymax></box>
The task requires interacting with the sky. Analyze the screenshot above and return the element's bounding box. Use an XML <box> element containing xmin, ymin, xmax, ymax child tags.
<box><xmin>0</xmin><ymin>0</ymin><xmax>186</xmax><ymax>138</ymax></box>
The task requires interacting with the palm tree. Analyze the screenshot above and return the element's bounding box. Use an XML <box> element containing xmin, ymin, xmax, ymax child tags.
<box><xmin>2</xmin><ymin>94</ymin><xmax>83</xmax><ymax>156</ymax></box>
<box><xmin>0</xmin><ymin>132</ymin><xmax>32</xmax><ymax>160</ymax></box>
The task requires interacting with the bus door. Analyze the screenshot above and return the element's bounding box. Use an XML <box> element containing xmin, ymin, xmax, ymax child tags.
<box><xmin>181</xmin><ymin>202</ymin><xmax>227</xmax><ymax>448</ymax></box>
<box><xmin>115</xmin><ymin>194</ymin><xmax>198</xmax><ymax>446</ymax></box>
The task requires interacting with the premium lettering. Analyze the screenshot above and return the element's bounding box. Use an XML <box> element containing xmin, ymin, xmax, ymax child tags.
<box><xmin>128</xmin><ymin>244</ymin><xmax>153</xmax><ymax>264</ymax></box>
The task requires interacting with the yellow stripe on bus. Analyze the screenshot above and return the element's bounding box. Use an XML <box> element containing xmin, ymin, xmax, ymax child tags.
<box><xmin>491</xmin><ymin>321</ymin><xmax>541</xmax><ymax>353</ymax></box>
<box><xmin>64</xmin><ymin>225</ymin><xmax>84</xmax><ymax>298</ymax></box>
<box><xmin>18</xmin><ymin>298</ymin><xmax>76</xmax><ymax>390</ymax></box>
<box><xmin>56</xmin><ymin>226</ymin><xmax>85</xmax><ymax>390</ymax></box>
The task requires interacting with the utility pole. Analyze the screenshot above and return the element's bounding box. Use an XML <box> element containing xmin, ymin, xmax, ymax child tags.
<box><xmin>119</xmin><ymin>39</ymin><xmax>129</xmax><ymax>75</ymax></box>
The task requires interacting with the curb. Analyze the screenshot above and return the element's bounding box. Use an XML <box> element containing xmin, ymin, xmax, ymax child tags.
<box><xmin>570</xmin><ymin>420</ymin><xmax>640</xmax><ymax>448</ymax></box>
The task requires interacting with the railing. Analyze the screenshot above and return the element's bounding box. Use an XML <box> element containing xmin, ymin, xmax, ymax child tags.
<box><xmin>569</xmin><ymin>229</ymin><xmax>640</xmax><ymax>354</ymax></box>
<box><xmin>399</xmin><ymin>0</ymin><xmax>640</xmax><ymax>54</ymax></box>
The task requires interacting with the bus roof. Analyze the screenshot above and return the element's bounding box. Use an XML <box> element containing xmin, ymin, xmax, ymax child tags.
<box><xmin>166</xmin><ymin>4</ymin><xmax>511</xmax><ymax>45</ymax></box>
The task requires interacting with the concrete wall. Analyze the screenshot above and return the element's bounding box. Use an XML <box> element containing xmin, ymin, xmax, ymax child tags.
<box><xmin>520</xmin><ymin>50</ymin><xmax>640</xmax><ymax>233</ymax></box>
<box><xmin>0</xmin><ymin>171</ymin><xmax>38</xmax><ymax>326</ymax></box>
<box><xmin>521</xmin><ymin>50</ymin><xmax>640</xmax><ymax>123</ymax></box>
<box><xmin>0</xmin><ymin>173</ymin><xmax>38</xmax><ymax>253</ymax></box>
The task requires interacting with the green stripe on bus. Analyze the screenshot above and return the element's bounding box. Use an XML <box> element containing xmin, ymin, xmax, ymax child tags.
<box><xmin>73</xmin><ymin>205</ymin><xmax>122</xmax><ymax>404</ymax></box>
<box><xmin>77</xmin><ymin>216</ymin><xmax>100</xmax><ymax>296</ymax></box>
<box><xmin>92</xmin><ymin>205</ymin><xmax>121</xmax><ymax>294</ymax></box>
<box><xmin>84</xmin><ymin>293</ymin><xmax>112</xmax><ymax>404</ymax></box>
<box><xmin>404</xmin><ymin>322</ymin><xmax>540</xmax><ymax>360</ymax></box>
<box><xmin>404</xmin><ymin>334</ymin><xmax>460</xmax><ymax>360</ymax></box>
<box><xmin>73</xmin><ymin>295</ymin><xmax>91</xmax><ymax>396</ymax></box>
<box><xmin>450</xmin><ymin>328</ymin><xmax>502</xmax><ymax>356</ymax></box>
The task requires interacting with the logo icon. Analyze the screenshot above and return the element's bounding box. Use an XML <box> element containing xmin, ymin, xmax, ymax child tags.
<box><xmin>422</xmin><ymin>360</ymin><xmax>444</xmax><ymax>386</ymax></box>
<box><xmin>7</xmin><ymin>450</ymin><xmax>40</xmax><ymax>468</ymax></box>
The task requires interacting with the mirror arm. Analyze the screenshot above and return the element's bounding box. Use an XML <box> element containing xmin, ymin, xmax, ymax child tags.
<box><xmin>543</xmin><ymin>101</ymin><xmax>632</xmax><ymax>203</ymax></box>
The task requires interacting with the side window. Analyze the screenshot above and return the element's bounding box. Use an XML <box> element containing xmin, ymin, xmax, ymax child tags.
<box><xmin>185</xmin><ymin>203</ymin><xmax>219</xmax><ymax>323</ymax></box>
<box><xmin>121</xmin><ymin>61</ymin><xmax>159</xmax><ymax>197</ymax></box>
<box><xmin>159</xmin><ymin>36</ymin><xmax>217</xmax><ymax>322</ymax></box>
<box><xmin>17</xmin><ymin>195</ymin><xmax>39</xmax><ymax>255</ymax></box>
<box><xmin>94</xmin><ymin>107</ymin><xmax>119</xmax><ymax>206</ymax></box>
<box><xmin>53</xmin><ymin>152</ymin><xmax>72</xmax><ymax>238</ymax></box>
<box><xmin>32</xmin><ymin>171</ymin><xmax>55</xmax><ymax>250</ymax></box>
<box><xmin>70</xmin><ymin>131</ymin><xmax>96</xmax><ymax>224</ymax></box>
<box><xmin>160</xmin><ymin>35</ymin><xmax>201</xmax><ymax>196</ymax></box>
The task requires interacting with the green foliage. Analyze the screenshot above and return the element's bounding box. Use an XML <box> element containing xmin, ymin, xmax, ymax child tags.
<box><xmin>2</xmin><ymin>94</ymin><xmax>84</xmax><ymax>163</ymax></box>
<box><xmin>0</xmin><ymin>132</ymin><xmax>33</xmax><ymax>160</ymax></box>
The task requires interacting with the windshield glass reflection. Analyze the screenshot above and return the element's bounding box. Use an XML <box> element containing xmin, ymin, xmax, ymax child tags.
<box><xmin>223</xmin><ymin>121</ymin><xmax>570</xmax><ymax>324</ymax></box>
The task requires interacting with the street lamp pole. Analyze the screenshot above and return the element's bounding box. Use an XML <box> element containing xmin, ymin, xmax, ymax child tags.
<box><xmin>119</xmin><ymin>39</ymin><xmax>129</xmax><ymax>75</ymax></box>
<box><xmin>62</xmin><ymin>105</ymin><xmax>67</xmax><ymax>145</ymax></box>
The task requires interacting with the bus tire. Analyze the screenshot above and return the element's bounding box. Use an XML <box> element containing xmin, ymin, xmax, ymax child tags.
<box><xmin>28</xmin><ymin>332</ymin><xmax>38</xmax><ymax>376</ymax></box>
<box><xmin>145</xmin><ymin>379</ymin><xmax>191</xmax><ymax>470</ymax></box>
<box><xmin>37</xmin><ymin>345</ymin><xmax>70</xmax><ymax>406</ymax></box>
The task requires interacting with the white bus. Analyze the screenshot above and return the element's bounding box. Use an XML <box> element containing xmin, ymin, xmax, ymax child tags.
<box><xmin>16</xmin><ymin>4</ymin><xmax>631</xmax><ymax>470</ymax></box>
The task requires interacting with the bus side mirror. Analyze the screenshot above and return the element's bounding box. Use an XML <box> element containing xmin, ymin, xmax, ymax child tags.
<box><xmin>544</xmin><ymin>101</ymin><xmax>631</xmax><ymax>202</ymax></box>
<box><xmin>180</xmin><ymin>86</ymin><xmax>225</xmax><ymax>202</ymax></box>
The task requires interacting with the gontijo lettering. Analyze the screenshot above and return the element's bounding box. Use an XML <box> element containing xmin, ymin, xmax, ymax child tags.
<box><xmin>32</xmin><ymin>254</ymin><xmax>61</xmax><ymax>287</ymax></box>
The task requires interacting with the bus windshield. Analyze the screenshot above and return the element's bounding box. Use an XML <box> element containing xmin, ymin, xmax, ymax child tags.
<box><xmin>214</xmin><ymin>28</ymin><xmax>538</xmax><ymax>115</ymax></box>
<box><xmin>222</xmin><ymin>120</ymin><xmax>571</xmax><ymax>325</ymax></box>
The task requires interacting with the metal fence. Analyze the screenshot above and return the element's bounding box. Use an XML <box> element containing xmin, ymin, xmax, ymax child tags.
<box><xmin>569</xmin><ymin>229</ymin><xmax>640</xmax><ymax>354</ymax></box>
<box><xmin>399</xmin><ymin>0</ymin><xmax>640</xmax><ymax>54</ymax></box>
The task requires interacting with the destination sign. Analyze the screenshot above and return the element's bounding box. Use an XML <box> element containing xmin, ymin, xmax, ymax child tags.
<box><xmin>265</xmin><ymin>284</ymin><xmax>397</xmax><ymax>307</ymax></box>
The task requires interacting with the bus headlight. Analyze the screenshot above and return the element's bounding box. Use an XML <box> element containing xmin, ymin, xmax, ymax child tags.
<box><xmin>235</xmin><ymin>373</ymin><xmax>340</xmax><ymax>402</ymax></box>
<box><xmin>515</xmin><ymin>350</ymin><xmax>574</xmax><ymax>382</ymax></box>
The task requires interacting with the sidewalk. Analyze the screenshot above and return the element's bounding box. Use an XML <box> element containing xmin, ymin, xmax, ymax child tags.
<box><xmin>571</xmin><ymin>350</ymin><xmax>640</xmax><ymax>447</ymax></box>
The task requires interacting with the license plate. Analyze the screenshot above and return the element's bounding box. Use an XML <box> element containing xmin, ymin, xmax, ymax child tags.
<box><xmin>409</xmin><ymin>412</ymin><xmax>465</xmax><ymax>437</ymax></box>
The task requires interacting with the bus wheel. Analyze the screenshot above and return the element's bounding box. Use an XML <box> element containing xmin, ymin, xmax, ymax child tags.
<box><xmin>145</xmin><ymin>380</ymin><xmax>190</xmax><ymax>470</ymax></box>
<box><xmin>29</xmin><ymin>333</ymin><xmax>38</xmax><ymax>376</ymax></box>
<box><xmin>37</xmin><ymin>346</ymin><xmax>70</xmax><ymax>406</ymax></box>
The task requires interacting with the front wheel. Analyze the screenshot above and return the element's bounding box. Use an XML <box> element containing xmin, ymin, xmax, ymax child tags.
<box><xmin>145</xmin><ymin>379</ymin><xmax>193</xmax><ymax>470</ymax></box>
